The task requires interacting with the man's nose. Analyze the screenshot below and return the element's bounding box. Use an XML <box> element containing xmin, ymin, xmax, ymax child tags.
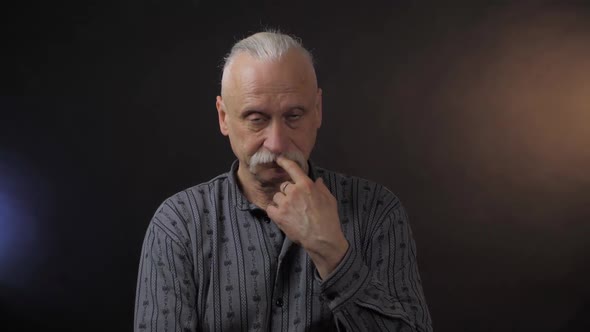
<box><xmin>263</xmin><ymin>120</ymin><xmax>290</xmax><ymax>154</ymax></box>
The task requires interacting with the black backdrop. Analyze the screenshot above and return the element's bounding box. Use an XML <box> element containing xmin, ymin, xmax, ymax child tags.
<box><xmin>2</xmin><ymin>1</ymin><xmax>590</xmax><ymax>331</ymax></box>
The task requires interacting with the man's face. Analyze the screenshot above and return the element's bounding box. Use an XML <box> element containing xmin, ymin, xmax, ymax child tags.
<box><xmin>216</xmin><ymin>49</ymin><xmax>322</xmax><ymax>186</ymax></box>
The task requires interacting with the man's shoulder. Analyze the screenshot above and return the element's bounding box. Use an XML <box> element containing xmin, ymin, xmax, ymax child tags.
<box><xmin>315</xmin><ymin>166</ymin><xmax>402</xmax><ymax>203</ymax></box>
<box><xmin>151</xmin><ymin>170</ymin><xmax>231</xmax><ymax>217</ymax></box>
<box><xmin>145</xmin><ymin>171</ymin><xmax>231</xmax><ymax>240</ymax></box>
<box><xmin>164</xmin><ymin>171</ymin><xmax>231</xmax><ymax>203</ymax></box>
<box><xmin>315</xmin><ymin>166</ymin><xmax>375</xmax><ymax>182</ymax></box>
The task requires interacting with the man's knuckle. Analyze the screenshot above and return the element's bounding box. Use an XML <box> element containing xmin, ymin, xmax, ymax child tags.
<box><xmin>301</xmin><ymin>181</ymin><xmax>313</xmax><ymax>191</ymax></box>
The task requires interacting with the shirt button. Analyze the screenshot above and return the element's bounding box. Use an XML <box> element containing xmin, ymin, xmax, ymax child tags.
<box><xmin>275</xmin><ymin>298</ymin><xmax>283</xmax><ymax>307</ymax></box>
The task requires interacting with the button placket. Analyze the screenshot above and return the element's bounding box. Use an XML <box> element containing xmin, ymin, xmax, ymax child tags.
<box><xmin>275</xmin><ymin>298</ymin><xmax>284</xmax><ymax>307</ymax></box>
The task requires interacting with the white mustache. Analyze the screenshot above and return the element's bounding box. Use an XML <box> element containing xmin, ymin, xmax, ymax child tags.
<box><xmin>249</xmin><ymin>149</ymin><xmax>306</xmax><ymax>173</ymax></box>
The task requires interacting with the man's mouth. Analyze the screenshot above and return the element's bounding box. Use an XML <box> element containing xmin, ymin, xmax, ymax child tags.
<box><xmin>257</xmin><ymin>160</ymin><xmax>278</xmax><ymax>167</ymax></box>
<box><xmin>267</xmin><ymin>163</ymin><xmax>285</xmax><ymax>172</ymax></box>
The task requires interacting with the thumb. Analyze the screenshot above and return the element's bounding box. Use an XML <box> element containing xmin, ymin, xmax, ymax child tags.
<box><xmin>266</xmin><ymin>203</ymin><xmax>278</xmax><ymax>219</ymax></box>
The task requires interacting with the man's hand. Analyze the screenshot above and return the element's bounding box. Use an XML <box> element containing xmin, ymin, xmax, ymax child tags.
<box><xmin>266</xmin><ymin>156</ymin><xmax>349</xmax><ymax>279</ymax></box>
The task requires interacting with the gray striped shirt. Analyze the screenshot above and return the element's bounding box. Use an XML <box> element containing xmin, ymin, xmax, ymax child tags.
<box><xmin>134</xmin><ymin>161</ymin><xmax>432</xmax><ymax>332</ymax></box>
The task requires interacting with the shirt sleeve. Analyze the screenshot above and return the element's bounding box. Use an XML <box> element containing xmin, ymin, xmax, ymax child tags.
<box><xmin>318</xmin><ymin>201</ymin><xmax>433</xmax><ymax>332</ymax></box>
<box><xmin>134</xmin><ymin>200</ymin><xmax>198</xmax><ymax>332</ymax></box>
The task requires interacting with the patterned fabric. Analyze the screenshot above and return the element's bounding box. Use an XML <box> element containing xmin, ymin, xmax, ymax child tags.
<box><xmin>134</xmin><ymin>160</ymin><xmax>433</xmax><ymax>332</ymax></box>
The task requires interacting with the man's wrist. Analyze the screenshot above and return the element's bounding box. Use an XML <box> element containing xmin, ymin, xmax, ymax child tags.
<box><xmin>307</xmin><ymin>237</ymin><xmax>350</xmax><ymax>279</ymax></box>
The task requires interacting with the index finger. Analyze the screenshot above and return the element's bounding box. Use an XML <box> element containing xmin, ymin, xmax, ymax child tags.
<box><xmin>276</xmin><ymin>155</ymin><xmax>309</xmax><ymax>184</ymax></box>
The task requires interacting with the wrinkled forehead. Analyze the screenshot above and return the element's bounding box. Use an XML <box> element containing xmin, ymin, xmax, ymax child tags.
<box><xmin>221</xmin><ymin>49</ymin><xmax>317</xmax><ymax>98</ymax></box>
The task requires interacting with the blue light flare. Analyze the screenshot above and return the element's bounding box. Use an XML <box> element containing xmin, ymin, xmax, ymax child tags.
<box><xmin>0</xmin><ymin>156</ymin><xmax>44</xmax><ymax>288</ymax></box>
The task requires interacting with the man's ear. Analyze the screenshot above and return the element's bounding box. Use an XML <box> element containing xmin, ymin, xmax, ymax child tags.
<box><xmin>315</xmin><ymin>88</ymin><xmax>323</xmax><ymax>129</ymax></box>
<box><xmin>216</xmin><ymin>96</ymin><xmax>229</xmax><ymax>136</ymax></box>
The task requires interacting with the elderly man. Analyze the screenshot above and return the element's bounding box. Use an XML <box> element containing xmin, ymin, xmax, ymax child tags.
<box><xmin>134</xmin><ymin>31</ymin><xmax>432</xmax><ymax>331</ymax></box>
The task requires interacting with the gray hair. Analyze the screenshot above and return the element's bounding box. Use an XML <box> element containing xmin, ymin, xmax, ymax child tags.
<box><xmin>220</xmin><ymin>30</ymin><xmax>315</xmax><ymax>95</ymax></box>
<box><xmin>223</xmin><ymin>30</ymin><xmax>314</xmax><ymax>70</ymax></box>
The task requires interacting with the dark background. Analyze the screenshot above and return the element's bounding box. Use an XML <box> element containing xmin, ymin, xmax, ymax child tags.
<box><xmin>2</xmin><ymin>1</ymin><xmax>589</xmax><ymax>331</ymax></box>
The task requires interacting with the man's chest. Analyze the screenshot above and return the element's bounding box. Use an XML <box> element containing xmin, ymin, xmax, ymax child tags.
<box><xmin>192</xmin><ymin>213</ymin><xmax>336</xmax><ymax>331</ymax></box>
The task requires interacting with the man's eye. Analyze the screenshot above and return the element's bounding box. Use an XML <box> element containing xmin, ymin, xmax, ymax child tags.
<box><xmin>247</xmin><ymin>114</ymin><xmax>266</xmax><ymax>124</ymax></box>
<box><xmin>287</xmin><ymin>113</ymin><xmax>302</xmax><ymax>121</ymax></box>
